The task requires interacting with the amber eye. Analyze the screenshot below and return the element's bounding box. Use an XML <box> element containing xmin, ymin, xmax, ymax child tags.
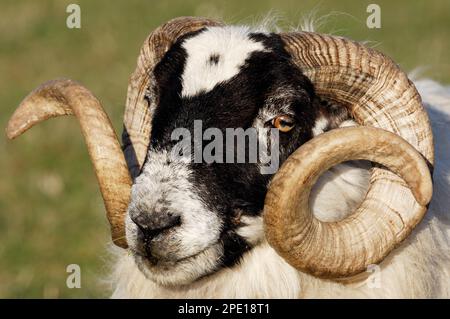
<box><xmin>272</xmin><ymin>115</ymin><xmax>296</xmax><ymax>132</ymax></box>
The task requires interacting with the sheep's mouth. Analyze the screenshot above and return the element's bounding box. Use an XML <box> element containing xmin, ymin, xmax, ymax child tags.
<box><xmin>133</xmin><ymin>245</ymin><xmax>213</xmax><ymax>266</ymax></box>
<box><xmin>130</xmin><ymin>242</ymin><xmax>224</xmax><ymax>286</ymax></box>
<box><xmin>133</xmin><ymin>239</ymin><xmax>222</xmax><ymax>267</ymax></box>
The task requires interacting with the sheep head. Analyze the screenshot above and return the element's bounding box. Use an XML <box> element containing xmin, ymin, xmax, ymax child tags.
<box><xmin>6</xmin><ymin>17</ymin><xmax>433</xmax><ymax>283</ymax></box>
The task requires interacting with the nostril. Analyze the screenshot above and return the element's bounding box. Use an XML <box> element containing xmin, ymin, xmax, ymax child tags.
<box><xmin>148</xmin><ymin>214</ymin><xmax>181</xmax><ymax>236</ymax></box>
<box><xmin>131</xmin><ymin>212</ymin><xmax>181</xmax><ymax>239</ymax></box>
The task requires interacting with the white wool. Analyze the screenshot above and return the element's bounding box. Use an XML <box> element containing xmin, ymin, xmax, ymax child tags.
<box><xmin>109</xmin><ymin>78</ymin><xmax>450</xmax><ymax>298</ymax></box>
<box><xmin>107</xmin><ymin>16</ymin><xmax>450</xmax><ymax>298</ymax></box>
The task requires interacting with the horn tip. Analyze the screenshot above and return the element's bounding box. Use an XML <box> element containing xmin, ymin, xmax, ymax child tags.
<box><xmin>5</xmin><ymin>99</ymin><xmax>34</xmax><ymax>140</ymax></box>
<box><xmin>112</xmin><ymin>236</ymin><xmax>128</xmax><ymax>249</ymax></box>
<box><xmin>416</xmin><ymin>182</ymin><xmax>433</xmax><ymax>206</ymax></box>
<box><xmin>5</xmin><ymin>116</ymin><xmax>23</xmax><ymax>140</ymax></box>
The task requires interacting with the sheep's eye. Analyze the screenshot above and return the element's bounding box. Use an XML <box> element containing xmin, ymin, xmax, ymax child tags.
<box><xmin>271</xmin><ymin>115</ymin><xmax>295</xmax><ymax>132</ymax></box>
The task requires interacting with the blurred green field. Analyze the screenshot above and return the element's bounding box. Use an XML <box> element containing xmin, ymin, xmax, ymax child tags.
<box><xmin>0</xmin><ymin>0</ymin><xmax>449</xmax><ymax>298</ymax></box>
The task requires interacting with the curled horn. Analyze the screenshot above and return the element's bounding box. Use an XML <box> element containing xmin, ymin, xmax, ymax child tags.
<box><xmin>264</xmin><ymin>32</ymin><xmax>434</xmax><ymax>278</ymax></box>
<box><xmin>6</xmin><ymin>17</ymin><xmax>223</xmax><ymax>248</ymax></box>
<box><xmin>6</xmin><ymin>79</ymin><xmax>131</xmax><ymax>248</ymax></box>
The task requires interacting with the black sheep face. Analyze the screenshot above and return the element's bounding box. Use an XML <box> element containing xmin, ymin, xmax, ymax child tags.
<box><xmin>124</xmin><ymin>26</ymin><xmax>346</xmax><ymax>286</ymax></box>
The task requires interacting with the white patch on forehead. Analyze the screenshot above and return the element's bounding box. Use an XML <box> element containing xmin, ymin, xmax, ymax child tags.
<box><xmin>181</xmin><ymin>26</ymin><xmax>266</xmax><ymax>97</ymax></box>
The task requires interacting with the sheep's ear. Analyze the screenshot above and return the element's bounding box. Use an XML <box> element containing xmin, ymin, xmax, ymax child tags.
<box><xmin>311</xmin><ymin>97</ymin><xmax>354</xmax><ymax>136</ymax></box>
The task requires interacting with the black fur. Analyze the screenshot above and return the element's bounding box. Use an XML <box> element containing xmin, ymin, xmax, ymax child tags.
<box><xmin>209</xmin><ymin>54</ymin><xmax>220</xmax><ymax>65</ymax></box>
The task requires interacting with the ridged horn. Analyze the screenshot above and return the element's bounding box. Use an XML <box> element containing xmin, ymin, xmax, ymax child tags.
<box><xmin>264</xmin><ymin>32</ymin><xmax>434</xmax><ymax>278</ymax></box>
<box><xmin>6</xmin><ymin>79</ymin><xmax>131</xmax><ymax>248</ymax></box>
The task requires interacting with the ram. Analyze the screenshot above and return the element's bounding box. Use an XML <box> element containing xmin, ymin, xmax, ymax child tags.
<box><xmin>6</xmin><ymin>17</ymin><xmax>450</xmax><ymax>298</ymax></box>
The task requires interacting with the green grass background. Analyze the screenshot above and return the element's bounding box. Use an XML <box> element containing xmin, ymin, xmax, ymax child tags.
<box><xmin>0</xmin><ymin>0</ymin><xmax>448</xmax><ymax>298</ymax></box>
